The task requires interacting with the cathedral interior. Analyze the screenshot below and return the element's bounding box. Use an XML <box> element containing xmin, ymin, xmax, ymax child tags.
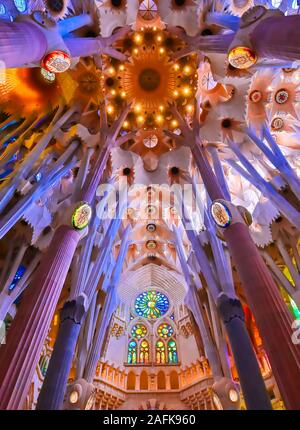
<box><xmin>0</xmin><ymin>0</ymin><xmax>300</xmax><ymax>411</ymax></box>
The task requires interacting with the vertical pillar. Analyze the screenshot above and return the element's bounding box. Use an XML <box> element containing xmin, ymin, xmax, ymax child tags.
<box><xmin>217</xmin><ymin>294</ymin><xmax>272</xmax><ymax>410</ymax></box>
<box><xmin>192</xmin><ymin>144</ymin><xmax>300</xmax><ymax>409</ymax></box>
<box><xmin>223</xmin><ymin>224</ymin><xmax>300</xmax><ymax>409</ymax></box>
<box><xmin>0</xmin><ymin>21</ymin><xmax>47</xmax><ymax>68</ymax></box>
<box><xmin>0</xmin><ymin>226</ymin><xmax>81</xmax><ymax>410</ymax></box>
<box><xmin>36</xmin><ymin>296</ymin><xmax>86</xmax><ymax>410</ymax></box>
<box><xmin>250</xmin><ymin>15</ymin><xmax>300</xmax><ymax>63</ymax></box>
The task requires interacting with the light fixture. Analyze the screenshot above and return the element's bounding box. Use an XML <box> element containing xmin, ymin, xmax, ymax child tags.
<box><xmin>210</xmin><ymin>201</ymin><xmax>232</xmax><ymax>229</ymax></box>
<box><xmin>147</xmin><ymin>223</ymin><xmax>156</xmax><ymax>233</ymax></box>
<box><xmin>40</xmin><ymin>68</ymin><xmax>56</xmax><ymax>82</ymax></box>
<box><xmin>41</xmin><ymin>51</ymin><xmax>71</xmax><ymax>73</ymax></box>
<box><xmin>69</xmin><ymin>391</ymin><xmax>79</xmax><ymax>404</ymax></box>
<box><xmin>229</xmin><ymin>389</ymin><xmax>239</xmax><ymax>403</ymax></box>
<box><xmin>72</xmin><ymin>203</ymin><xmax>92</xmax><ymax>231</ymax></box>
<box><xmin>249</xmin><ymin>90</ymin><xmax>262</xmax><ymax>103</ymax></box>
<box><xmin>275</xmin><ymin>89</ymin><xmax>289</xmax><ymax>104</ymax></box>
<box><xmin>228</xmin><ymin>46</ymin><xmax>257</xmax><ymax>69</ymax></box>
<box><xmin>146</xmin><ymin>240</ymin><xmax>157</xmax><ymax>250</ymax></box>
<box><xmin>271</xmin><ymin>117</ymin><xmax>284</xmax><ymax>131</ymax></box>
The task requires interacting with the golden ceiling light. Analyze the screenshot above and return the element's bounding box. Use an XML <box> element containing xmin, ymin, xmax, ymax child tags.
<box><xmin>0</xmin><ymin>67</ymin><xmax>63</xmax><ymax>116</ymax></box>
<box><xmin>121</xmin><ymin>47</ymin><xmax>176</xmax><ymax>113</ymax></box>
<box><xmin>228</xmin><ymin>46</ymin><xmax>257</xmax><ymax>69</ymax></box>
<box><xmin>146</xmin><ymin>239</ymin><xmax>157</xmax><ymax>250</ymax></box>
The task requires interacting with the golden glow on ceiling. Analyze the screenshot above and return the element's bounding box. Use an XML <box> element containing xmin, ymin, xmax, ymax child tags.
<box><xmin>103</xmin><ymin>29</ymin><xmax>198</xmax><ymax>131</ymax></box>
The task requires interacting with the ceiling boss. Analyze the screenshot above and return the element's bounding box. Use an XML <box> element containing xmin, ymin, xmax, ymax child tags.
<box><xmin>102</xmin><ymin>28</ymin><xmax>198</xmax><ymax>131</ymax></box>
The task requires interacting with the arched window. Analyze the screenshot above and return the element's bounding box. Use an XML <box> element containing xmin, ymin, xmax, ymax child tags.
<box><xmin>139</xmin><ymin>340</ymin><xmax>150</xmax><ymax>364</ymax></box>
<box><xmin>0</xmin><ymin>4</ymin><xmax>6</xmax><ymax>14</ymax></box>
<box><xmin>156</xmin><ymin>340</ymin><xmax>166</xmax><ymax>364</ymax></box>
<box><xmin>140</xmin><ymin>371</ymin><xmax>148</xmax><ymax>390</ymax></box>
<box><xmin>127</xmin><ymin>371</ymin><xmax>136</xmax><ymax>390</ymax></box>
<box><xmin>128</xmin><ymin>340</ymin><xmax>137</xmax><ymax>364</ymax></box>
<box><xmin>170</xmin><ymin>371</ymin><xmax>179</xmax><ymax>389</ymax></box>
<box><xmin>167</xmin><ymin>339</ymin><xmax>178</xmax><ymax>364</ymax></box>
<box><xmin>157</xmin><ymin>370</ymin><xmax>166</xmax><ymax>389</ymax></box>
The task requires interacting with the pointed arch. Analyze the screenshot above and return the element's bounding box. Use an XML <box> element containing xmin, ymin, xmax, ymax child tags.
<box><xmin>167</xmin><ymin>339</ymin><xmax>178</xmax><ymax>364</ymax></box>
<box><xmin>127</xmin><ymin>371</ymin><xmax>136</xmax><ymax>390</ymax></box>
<box><xmin>170</xmin><ymin>371</ymin><xmax>179</xmax><ymax>389</ymax></box>
<box><xmin>128</xmin><ymin>339</ymin><xmax>138</xmax><ymax>364</ymax></box>
<box><xmin>156</xmin><ymin>340</ymin><xmax>166</xmax><ymax>364</ymax></box>
<box><xmin>140</xmin><ymin>371</ymin><xmax>148</xmax><ymax>390</ymax></box>
<box><xmin>157</xmin><ymin>371</ymin><xmax>166</xmax><ymax>390</ymax></box>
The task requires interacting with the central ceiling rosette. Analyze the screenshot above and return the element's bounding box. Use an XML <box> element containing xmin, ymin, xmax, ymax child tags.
<box><xmin>102</xmin><ymin>28</ymin><xmax>198</xmax><ymax>131</ymax></box>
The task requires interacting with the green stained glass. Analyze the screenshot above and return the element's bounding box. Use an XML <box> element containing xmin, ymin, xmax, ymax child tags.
<box><xmin>140</xmin><ymin>340</ymin><xmax>149</xmax><ymax>364</ymax></box>
<box><xmin>128</xmin><ymin>340</ymin><xmax>137</xmax><ymax>364</ymax></box>
<box><xmin>167</xmin><ymin>339</ymin><xmax>178</xmax><ymax>364</ymax></box>
<box><xmin>135</xmin><ymin>291</ymin><xmax>169</xmax><ymax>320</ymax></box>
<box><xmin>131</xmin><ymin>324</ymin><xmax>147</xmax><ymax>339</ymax></box>
<box><xmin>157</xmin><ymin>323</ymin><xmax>173</xmax><ymax>339</ymax></box>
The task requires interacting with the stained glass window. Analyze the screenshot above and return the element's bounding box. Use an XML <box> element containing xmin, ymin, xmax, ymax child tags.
<box><xmin>135</xmin><ymin>291</ymin><xmax>169</xmax><ymax>320</ymax></box>
<box><xmin>131</xmin><ymin>324</ymin><xmax>147</xmax><ymax>339</ymax></box>
<box><xmin>128</xmin><ymin>340</ymin><xmax>137</xmax><ymax>364</ymax></box>
<box><xmin>156</xmin><ymin>340</ymin><xmax>166</xmax><ymax>364</ymax></box>
<box><xmin>14</xmin><ymin>0</ymin><xmax>27</xmax><ymax>12</ymax></box>
<box><xmin>140</xmin><ymin>340</ymin><xmax>149</xmax><ymax>364</ymax></box>
<box><xmin>0</xmin><ymin>4</ymin><xmax>6</xmax><ymax>14</ymax></box>
<box><xmin>167</xmin><ymin>339</ymin><xmax>178</xmax><ymax>364</ymax></box>
<box><xmin>9</xmin><ymin>265</ymin><xmax>26</xmax><ymax>292</ymax></box>
<box><xmin>157</xmin><ymin>323</ymin><xmax>174</xmax><ymax>339</ymax></box>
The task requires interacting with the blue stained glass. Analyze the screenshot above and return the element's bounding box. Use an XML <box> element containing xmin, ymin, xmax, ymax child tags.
<box><xmin>14</xmin><ymin>0</ymin><xmax>27</xmax><ymax>12</ymax></box>
<box><xmin>9</xmin><ymin>265</ymin><xmax>26</xmax><ymax>292</ymax></box>
<box><xmin>0</xmin><ymin>4</ymin><xmax>6</xmax><ymax>14</ymax></box>
<box><xmin>128</xmin><ymin>340</ymin><xmax>137</xmax><ymax>364</ymax></box>
<box><xmin>134</xmin><ymin>291</ymin><xmax>169</xmax><ymax>320</ymax></box>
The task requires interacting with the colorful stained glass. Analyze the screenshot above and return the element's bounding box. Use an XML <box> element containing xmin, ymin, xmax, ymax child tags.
<box><xmin>128</xmin><ymin>340</ymin><xmax>137</xmax><ymax>364</ymax></box>
<box><xmin>9</xmin><ymin>265</ymin><xmax>26</xmax><ymax>292</ymax></box>
<box><xmin>157</xmin><ymin>323</ymin><xmax>173</xmax><ymax>339</ymax></box>
<box><xmin>156</xmin><ymin>340</ymin><xmax>166</xmax><ymax>364</ymax></box>
<box><xmin>140</xmin><ymin>340</ymin><xmax>149</xmax><ymax>364</ymax></box>
<box><xmin>14</xmin><ymin>0</ymin><xmax>27</xmax><ymax>12</ymax></box>
<box><xmin>135</xmin><ymin>291</ymin><xmax>169</xmax><ymax>320</ymax></box>
<box><xmin>131</xmin><ymin>324</ymin><xmax>147</xmax><ymax>339</ymax></box>
<box><xmin>167</xmin><ymin>339</ymin><xmax>178</xmax><ymax>364</ymax></box>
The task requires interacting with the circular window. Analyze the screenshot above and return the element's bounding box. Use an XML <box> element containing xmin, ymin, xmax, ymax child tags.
<box><xmin>135</xmin><ymin>291</ymin><xmax>169</xmax><ymax>320</ymax></box>
<box><xmin>157</xmin><ymin>323</ymin><xmax>174</xmax><ymax>339</ymax></box>
<box><xmin>131</xmin><ymin>324</ymin><xmax>148</xmax><ymax>339</ymax></box>
<box><xmin>271</xmin><ymin>117</ymin><xmax>284</xmax><ymax>131</ymax></box>
<box><xmin>275</xmin><ymin>89</ymin><xmax>289</xmax><ymax>105</ymax></box>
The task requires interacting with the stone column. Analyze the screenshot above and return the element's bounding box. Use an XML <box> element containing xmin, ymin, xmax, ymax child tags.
<box><xmin>217</xmin><ymin>294</ymin><xmax>272</xmax><ymax>410</ymax></box>
<box><xmin>0</xmin><ymin>21</ymin><xmax>47</xmax><ymax>68</ymax></box>
<box><xmin>36</xmin><ymin>296</ymin><xmax>86</xmax><ymax>410</ymax></box>
<box><xmin>251</xmin><ymin>15</ymin><xmax>300</xmax><ymax>63</ymax></box>
<box><xmin>192</xmin><ymin>143</ymin><xmax>300</xmax><ymax>409</ymax></box>
<box><xmin>223</xmin><ymin>224</ymin><xmax>300</xmax><ymax>410</ymax></box>
<box><xmin>0</xmin><ymin>225</ymin><xmax>81</xmax><ymax>410</ymax></box>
